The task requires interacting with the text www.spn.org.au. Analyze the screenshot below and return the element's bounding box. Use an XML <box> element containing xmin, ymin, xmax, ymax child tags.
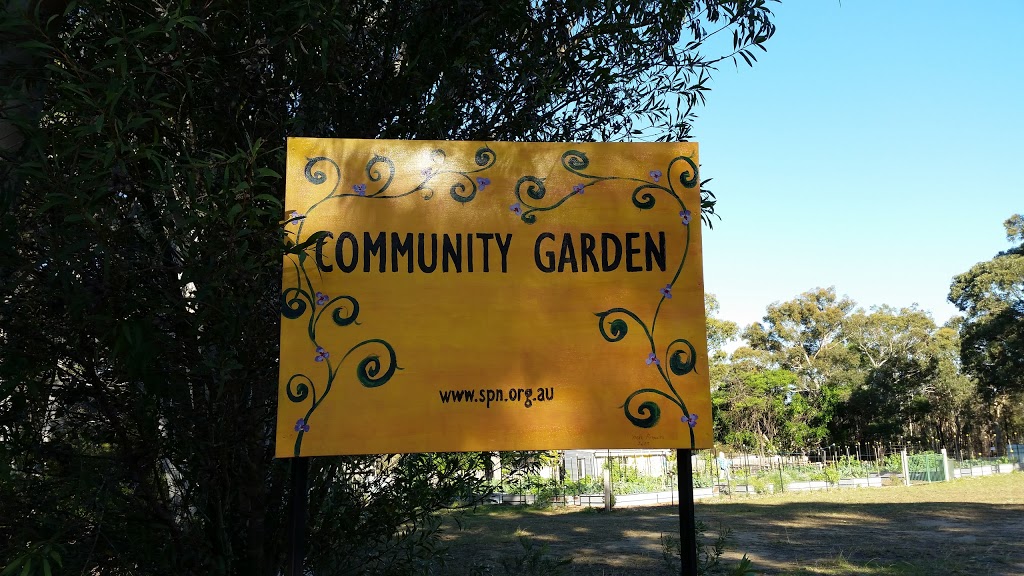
<box><xmin>438</xmin><ymin>387</ymin><xmax>554</xmax><ymax>408</ymax></box>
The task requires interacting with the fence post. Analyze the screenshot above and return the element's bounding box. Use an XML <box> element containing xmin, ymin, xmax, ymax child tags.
<box><xmin>603</xmin><ymin>459</ymin><xmax>612</xmax><ymax>511</ymax></box>
<box><xmin>901</xmin><ymin>449</ymin><xmax>910</xmax><ymax>486</ymax></box>
<box><xmin>941</xmin><ymin>448</ymin><xmax>950</xmax><ymax>481</ymax></box>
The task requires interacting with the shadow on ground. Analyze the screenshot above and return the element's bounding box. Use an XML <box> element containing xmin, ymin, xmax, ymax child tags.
<box><xmin>441</xmin><ymin>486</ymin><xmax>1024</xmax><ymax>575</ymax></box>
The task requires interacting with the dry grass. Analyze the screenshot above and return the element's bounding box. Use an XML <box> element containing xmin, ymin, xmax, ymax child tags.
<box><xmin>440</xmin><ymin>473</ymin><xmax>1024</xmax><ymax>575</ymax></box>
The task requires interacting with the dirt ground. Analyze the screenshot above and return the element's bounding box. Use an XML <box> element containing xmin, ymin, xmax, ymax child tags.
<box><xmin>440</xmin><ymin>473</ymin><xmax>1024</xmax><ymax>575</ymax></box>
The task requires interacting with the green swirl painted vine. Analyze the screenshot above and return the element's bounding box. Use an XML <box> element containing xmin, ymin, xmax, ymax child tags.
<box><xmin>283</xmin><ymin>146</ymin><xmax>496</xmax><ymax>456</ymax></box>
<box><xmin>512</xmin><ymin>149</ymin><xmax>702</xmax><ymax>448</ymax></box>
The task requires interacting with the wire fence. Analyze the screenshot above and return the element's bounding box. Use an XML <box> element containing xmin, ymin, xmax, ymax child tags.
<box><xmin>489</xmin><ymin>440</ymin><xmax>1024</xmax><ymax>506</ymax></box>
<box><xmin>696</xmin><ymin>441</ymin><xmax>1024</xmax><ymax>493</ymax></box>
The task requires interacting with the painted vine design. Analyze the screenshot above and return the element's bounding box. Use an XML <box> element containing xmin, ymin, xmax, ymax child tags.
<box><xmin>282</xmin><ymin>146</ymin><xmax>496</xmax><ymax>456</ymax></box>
<box><xmin>511</xmin><ymin>150</ymin><xmax>702</xmax><ymax>448</ymax></box>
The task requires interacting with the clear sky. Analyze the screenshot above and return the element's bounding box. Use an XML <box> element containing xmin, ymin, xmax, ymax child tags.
<box><xmin>693</xmin><ymin>0</ymin><xmax>1024</xmax><ymax>334</ymax></box>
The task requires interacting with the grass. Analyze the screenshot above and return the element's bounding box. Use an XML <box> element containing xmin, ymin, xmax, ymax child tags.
<box><xmin>440</xmin><ymin>473</ymin><xmax>1024</xmax><ymax>575</ymax></box>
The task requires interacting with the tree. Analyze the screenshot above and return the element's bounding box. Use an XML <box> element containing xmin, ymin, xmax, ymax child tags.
<box><xmin>712</xmin><ymin>363</ymin><xmax>801</xmax><ymax>454</ymax></box>
<box><xmin>949</xmin><ymin>214</ymin><xmax>1024</xmax><ymax>399</ymax></box>
<box><xmin>949</xmin><ymin>214</ymin><xmax>1024</xmax><ymax>447</ymax></box>
<box><xmin>743</xmin><ymin>287</ymin><xmax>857</xmax><ymax>392</ymax></box>
<box><xmin>842</xmin><ymin>306</ymin><xmax>939</xmax><ymax>442</ymax></box>
<box><xmin>741</xmin><ymin>287</ymin><xmax>859</xmax><ymax>445</ymax></box>
<box><xmin>922</xmin><ymin>322</ymin><xmax>981</xmax><ymax>456</ymax></box>
<box><xmin>706</xmin><ymin>293</ymin><xmax>739</xmax><ymax>360</ymax></box>
<box><xmin>0</xmin><ymin>1</ymin><xmax>777</xmax><ymax>574</ymax></box>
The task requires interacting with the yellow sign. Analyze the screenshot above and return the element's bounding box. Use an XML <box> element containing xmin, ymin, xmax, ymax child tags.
<box><xmin>278</xmin><ymin>139</ymin><xmax>711</xmax><ymax>457</ymax></box>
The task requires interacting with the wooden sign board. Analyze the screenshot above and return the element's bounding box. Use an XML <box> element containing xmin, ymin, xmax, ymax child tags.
<box><xmin>277</xmin><ymin>139</ymin><xmax>711</xmax><ymax>457</ymax></box>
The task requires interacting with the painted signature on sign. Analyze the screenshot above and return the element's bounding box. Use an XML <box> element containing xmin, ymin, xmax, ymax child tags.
<box><xmin>632</xmin><ymin>432</ymin><xmax>666</xmax><ymax>448</ymax></box>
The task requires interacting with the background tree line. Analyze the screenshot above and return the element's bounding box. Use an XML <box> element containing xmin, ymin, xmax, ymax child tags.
<box><xmin>709</xmin><ymin>214</ymin><xmax>1024</xmax><ymax>458</ymax></box>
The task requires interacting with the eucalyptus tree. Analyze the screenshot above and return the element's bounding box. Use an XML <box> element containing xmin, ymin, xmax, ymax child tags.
<box><xmin>949</xmin><ymin>214</ymin><xmax>1024</xmax><ymax>444</ymax></box>
<box><xmin>743</xmin><ymin>287</ymin><xmax>857</xmax><ymax>392</ymax></box>
<box><xmin>842</xmin><ymin>305</ymin><xmax>939</xmax><ymax>442</ymax></box>
<box><xmin>740</xmin><ymin>287</ymin><xmax>860</xmax><ymax>444</ymax></box>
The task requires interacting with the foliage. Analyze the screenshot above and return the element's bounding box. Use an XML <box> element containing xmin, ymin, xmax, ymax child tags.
<box><xmin>833</xmin><ymin>455</ymin><xmax>879</xmax><ymax>479</ymax></box>
<box><xmin>729</xmin><ymin>460</ymin><xmax>881</xmax><ymax>488</ymax></box>
<box><xmin>497</xmin><ymin>538</ymin><xmax>573</xmax><ymax>576</ymax></box>
<box><xmin>713</xmin><ymin>365</ymin><xmax>802</xmax><ymax>452</ymax></box>
<box><xmin>706</xmin><ymin>293</ymin><xmax>739</xmax><ymax>361</ymax></box>
<box><xmin>606</xmin><ymin>457</ymin><xmax>671</xmax><ymax>492</ymax></box>
<box><xmin>949</xmin><ymin>214</ymin><xmax>1024</xmax><ymax>400</ymax></box>
<box><xmin>494</xmin><ymin>473</ymin><xmax>572</xmax><ymax>506</ymax></box>
<box><xmin>693</xmin><ymin>473</ymin><xmax>716</xmax><ymax>488</ymax></box>
<box><xmin>460</xmin><ymin>537</ymin><xmax>572</xmax><ymax>576</ymax></box>
<box><xmin>737</xmin><ymin>287</ymin><xmax>859</xmax><ymax>447</ymax></box>
<box><xmin>880</xmin><ymin>452</ymin><xmax>904</xmax><ymax>474</ymax></box>
<box><xmin>743</xmin><ymin>286</ymin><xmax>857</xmax><ymax>391</ymax></box>
<box><xmin>561</xmin><ymin>477</ymin><xmax>605</xmax><ymax>497</ymax></box>
<box><xmin>0</xmin><ymin>1</ymin><xmax>778</xmax><ymax>574</ymax></box>
<box><xmin>662</xmin><ymin>520</ymin><xmax>756</xmax><ymax>576</ymax></box>
<box><xmin>904</xmin><ymin>452</ymin><xmax>944</xmax><ymax>474</ymax></box>
<box><xmin>1</xmin><ymin>542</ymin><xmax>63</xmax><ymax>576</ymax></box>
<box><xmin>842</xmin><ymin>305</ymin><xmax>940</xmax><ymax>442</ymax></box>
<box><xmin>746</xmin><ymin>474</ymin><xmax>778</xmax><ymax>494</ymax></box>
<box><xmin>722</xmin><ymin>278</ymin><xmax>1015</xmax><ymax>456</ymax></box>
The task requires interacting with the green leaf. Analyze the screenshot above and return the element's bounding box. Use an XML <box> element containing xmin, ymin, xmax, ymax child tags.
<box><xmin>16</xmin><ymin>40</ymin><xmax>51</xmax><ymax>51</ymax></box>
<box><xmin>1</xmin><ymin>558</ymin><xmax>21</xmax><ymax>576</ymax></box>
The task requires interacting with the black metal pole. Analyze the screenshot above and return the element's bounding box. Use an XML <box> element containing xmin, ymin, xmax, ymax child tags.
<box><xmin>676</xmin><ymin>449</ymin><xmax>697</xmax><ymax>576</ymax></box>
<box><xmin>287</xmin><ymin>457</ymin><xmax>310</xmax><ymax>576</ymax></box>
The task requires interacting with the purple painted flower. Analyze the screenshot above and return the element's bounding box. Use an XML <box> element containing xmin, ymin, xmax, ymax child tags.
<box><xmin>477</xmin><ymin>177</ymin><xmax>491</xmax><ymax>190</ymax></box>
<box><xmin>353</xmin><ymin>184</ymin><xmax>367</xmax><ymax>196</ymax></box>
<box><xmin>294</xmin><ymin>418</ymin><xmax>310</xmax><ymax>433</ymax></box>
<box><xmin>660</xmin><ymin>284</ymin><xmax>673</xmax><ymax>299</ymax></box>
<box><xmin>316</xmin><ymin>291</ymin><xmax>329</xmax><ymax>306</ymax></box>
<box><xmin>314</xmin><ymin>346</ymin><xmax>329</xmax><ymax>362</ymax></box>
<box><xmin>573</xmin><ymin>183</ymin><xmax>585</xmax><ymax>195</ymax></box>
<box><xmin>646</xmin><ymin>353</ymin><xmax>660</xmax><ymax>366</ymax></box>
<box><xmin>650</xmin><ymin>170</ymin><xmax>662</xmax><ymax>182</ymax></box>
<box><xmin>287</xmin><ymin>210</ymin><xmax>305</xmax><ymax>225</ymax></box>
<box><xmin>682</xmin><ymin>413</ymin><xmax>698</xmax><ymax>428</ymax></box>
<box><xmin>510</xmin><ymin>202</ymin><xmax>523</xmax><ymax>216</ymax></box>
<box><xmin>679</xmin><ymin>209</ymin><xmax>692</xmax><ymax>226</ymax></box>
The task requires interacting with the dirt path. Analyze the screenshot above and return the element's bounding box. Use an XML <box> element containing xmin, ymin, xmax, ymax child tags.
<box><xmin>441</xmin><ymin>474</ymin><xmax>1024</xmax><ymax>575</ymax></box>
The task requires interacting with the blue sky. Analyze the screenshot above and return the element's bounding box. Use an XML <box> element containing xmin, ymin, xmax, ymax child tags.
<box><xmin>693</xmin><ymin>0</ymin><xmax>1023</xmax><ymax>333</ymax></box>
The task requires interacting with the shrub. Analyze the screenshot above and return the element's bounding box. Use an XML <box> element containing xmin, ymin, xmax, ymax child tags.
<box><xmin>662</xmin><ymin>520</ymin><xmax>757</xmax><ymax>576</ymax></box>
<box><xmin>693</xmin><ymin>474</ymin><xmax>715</xmax><ymax>489</ymax></box>
<box><xmin>497</xmin><ymin>538</ymin><xmax>573</xmax><ymax>575</ymax></box>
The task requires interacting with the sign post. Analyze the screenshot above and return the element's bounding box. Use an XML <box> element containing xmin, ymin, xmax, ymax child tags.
<box><xmin>677</xmin><ymin>449</ymin><xmax>698</xmax><ymax>576</ymax></box>
<box><xmin>277</xmin><ymin>139</ymin><xmax>713</xmax><ymax>574</ymax></box>
<box><xmin>286</xmin><ymin>457</ymin><xmax>309</xmax><ymax>576</ymax></box>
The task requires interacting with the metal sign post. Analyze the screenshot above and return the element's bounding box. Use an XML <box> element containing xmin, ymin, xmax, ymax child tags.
<box><xmin>286</xmin><ymin>457</ymin><xmax>309</xmax><ymax>576</ymax></box>
<box><xmin>677</xmin><ymin>448</ymin><xmax>698</xmax><ymax>576</ymax></box>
